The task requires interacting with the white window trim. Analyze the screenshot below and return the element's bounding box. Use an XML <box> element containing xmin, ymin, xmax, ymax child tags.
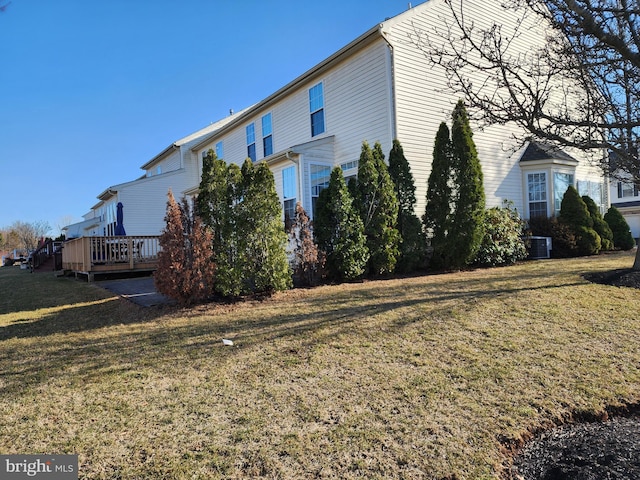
<box><xmin>309</xmin><ymin>82</ymin><xmax>326</xmax><ymax>137</ymax></box>
<box><xmin>524</xmin><ymin>169</ymin><xmax>550</xmax><ymax>219</ymax></box>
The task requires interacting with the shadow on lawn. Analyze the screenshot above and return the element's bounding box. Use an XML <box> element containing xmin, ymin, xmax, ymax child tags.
<box><xmin>0</xmin><ymin>264</ymin><xmax>590</xmax><ymax>395</ymax></box>
<box><xmin>0</xmin><ymin>295</ymin><xmax>166</xmax><ymax>341</ymax></box>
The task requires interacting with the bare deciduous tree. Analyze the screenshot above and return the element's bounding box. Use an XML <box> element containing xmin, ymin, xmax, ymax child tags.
<box><xmin>413</xmin><ymin>0</ymin><xmax>639</xmax><ymax>181</ymax></box>
<box><xmin>4</xmin><ymin>220</ymin><xmax>51</xmax><ymax>252</ymax></box>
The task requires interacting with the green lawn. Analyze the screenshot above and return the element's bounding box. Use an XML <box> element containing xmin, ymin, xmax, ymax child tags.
<box><xmin>1</xmin><ymin>252</ymin><xmax>640</xmax><ymax>479</ymax></box>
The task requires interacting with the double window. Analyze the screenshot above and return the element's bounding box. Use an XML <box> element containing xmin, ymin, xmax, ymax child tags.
<box><xmin>616</xmin><ymin>181</ymin><xmax>639</xmax><ymax>199</ymax></box>
<box><xmin>309</xmin><ymin>82</ymin><xmax>325</xmax><ymax>137</ymax></box>
<box><xmin>262</xmin><ymin>113</ymin><xmax>273</xmax><ymax>157</ymax></box>
<box><xmin>246</xmin><ymin>123</ymin><xmax>256</xmax><ymax>161</ymax></box>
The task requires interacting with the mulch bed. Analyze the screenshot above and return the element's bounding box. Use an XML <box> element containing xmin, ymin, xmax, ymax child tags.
<box><xmin>511</xmin><ymin>414</ymin><xmax>640</xmax><ymax>479</ymax></box>
<box><xmin>584</xmin><ymin>268</ymin><xmax>640</xmax><ymax>289</ymax></box>
<box><xmin>508</xmin><ymin>267</ymin><xmax>640</xmax><ymax>479</ymax></box>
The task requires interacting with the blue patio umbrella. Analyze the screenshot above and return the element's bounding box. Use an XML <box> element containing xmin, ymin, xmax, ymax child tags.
<box><xmin>115</xmin><ymin>202</ymin><xmax>126</xmax><ymax>236</ymax></box>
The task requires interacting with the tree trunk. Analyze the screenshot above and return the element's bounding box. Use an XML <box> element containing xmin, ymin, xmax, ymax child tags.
<box><xmin>633</xmin><ymin>243</ymin><xmax>640</xmax><ymax>271</ymax></box>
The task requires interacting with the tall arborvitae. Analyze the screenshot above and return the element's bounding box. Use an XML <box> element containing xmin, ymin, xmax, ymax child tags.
<box><xmin>353</xmin><ymin>141</ymin><xmax>400</xmax><ymax>275</ymax></box>
<box><xmin>369</xmin><ymin>141</ymin><xmax>400</xmax><ymax>274</ymax></box>
<box><xmin>314</xmin><ymin>167</ymin><xmax>369</xmax><ymax>281</ymax></box>
<box><xmin>156</xmin><ymin>190</ymin><xmax>215</xmax><ymax>305</ymax></box>
<box><xmin>215</xmin><ymin>163</ymin><xmax>244</xmax><ymax>297</ymax></box>
<box><xmin>354</xmin><ymin>141</ymin><xmax>378</xmax><ymax>228</ymax></box>
<box><xmin>424</xmin><ymin>122</ymin><xmax>453</xmax><ymax>269</ymax></box>
<box><xmin>196</xmin><ymin>149</ymin><xmax>230</xmax><ymax>256</ymax></box>
<box><xmin>388</xmin><ymin>139</ymin><xmax>426</xmax><ymax>272</ymax></box>
<box><xmin>448</xmin><ymin>100</ymin><xmax>485</xmax><ymax>269</ymax></box>
<box><xmin>240</xmin><ymin>160</ymin><xmax>292</xmax><ymax>294</ymax></box>
<box><xmin>195</xmin><ymin>151</ymin><xmax>243</xmax><ymax>297</ymax></box>
<box><xmin>197</xmin><ymin>154</ymin><xmax>290</xmax><ymax>297</ymax></box>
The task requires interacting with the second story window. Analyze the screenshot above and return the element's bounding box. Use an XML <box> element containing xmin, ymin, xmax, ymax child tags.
<box><xmin>215</xmin><ymin>141</ymin><xmax>224</xmax><ymax>160</ymax></box>
<box><xmin>246</xmin><ymin>123</ymin><xmax>256</xmax><ymax>161</ymax></box>
<box><xmin>262</xmin><ymin>113</ymin><xmax>273</xmax><ymax>157</ymax></box>
<box><xmin>309</xmin><ymin>82</ymin><xmax>325</xmax><ymax>137</ymax></box>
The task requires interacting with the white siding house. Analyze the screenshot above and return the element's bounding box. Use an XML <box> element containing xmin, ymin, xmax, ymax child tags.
<box><xmin>610</xmin><ymin>176</ymin><xmax>640</xmax><ymax>240</ymax></box>
<box><xmin>189</xmin><ymin>0</ymin><xmax>606</xmax><ymax>224</ymax></box>
<box><xmin>67</xmin><ymin>0</ymin><xmax>607</xmax><ymax>238</ymax></box>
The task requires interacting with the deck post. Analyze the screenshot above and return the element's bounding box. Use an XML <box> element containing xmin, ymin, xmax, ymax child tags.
<box><xmin>128</xmin><ymin>238</ymin><xmax>134</xmax><ymax>269</ymax></box>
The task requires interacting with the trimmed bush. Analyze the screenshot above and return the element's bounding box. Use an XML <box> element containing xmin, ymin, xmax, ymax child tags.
<box><xmin>558</xmin><ymin>186</ymin><xmax>600</xmax><ymax>255</ymax></box>
<box><xmin>582</xmin><ymin>195</ymin><xmax>614</xmax><ymax>251</ymax></box>
<box><xmin>604</xmin><ymin>206</ymin><xmax>636</xmax><ymax>250</ymax></box>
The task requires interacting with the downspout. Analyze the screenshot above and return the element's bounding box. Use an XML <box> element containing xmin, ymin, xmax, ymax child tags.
<box><xmin>286</xmin><ymin>150</ymin><xmax>303</xmax><ymax>212</ymax></box>
<box><xmin>379</xmin><ymin>25</ymin><xmax>398</xmax><ymax>143</ymax></box>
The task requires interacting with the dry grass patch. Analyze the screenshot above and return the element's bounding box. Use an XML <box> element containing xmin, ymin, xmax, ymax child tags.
<box><xmin>1</xmin><ymin>252</ymin><xmax>640</xmax><ymax>479</ymax></box>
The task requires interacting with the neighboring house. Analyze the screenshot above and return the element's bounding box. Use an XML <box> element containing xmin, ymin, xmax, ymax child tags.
<box><xmin>64</xmin><ymin>109</ymin><xmax>249</xmax><ymax>238</ymax></box>
<box><xmin>67</xmin><ymin>0</ymin><xmax>607</xmax><ymax>238</ymax></box>
<box><xmin>609</xmin><ymin>175</ymin><xmax>640</xmax><ymax>240</ymax></box>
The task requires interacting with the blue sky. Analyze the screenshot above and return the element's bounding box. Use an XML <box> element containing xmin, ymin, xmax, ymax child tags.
<box><xmin>0</xmin><ymin>0</ymin><xmax>422</xmax><ymax>236</ymax></box>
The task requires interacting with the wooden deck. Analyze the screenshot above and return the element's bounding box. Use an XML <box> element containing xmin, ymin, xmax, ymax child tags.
<box><xmin>62</xmin><ymin>236</ymin><xmax>160</xmax><ymax>281</ymax></box>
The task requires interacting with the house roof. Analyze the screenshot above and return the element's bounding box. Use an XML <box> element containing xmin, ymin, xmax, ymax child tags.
<box><xmin>140</xmin><ymin>106</ymin><xmax>254</xmax><ymax>171</ymax></box>
<box><xmin>190</xmin><ymin>25</ymin><xmax>386</xmax><ymax>153</ymax></box>
<box><xmin>62</xmin><ymin>217</ymin><xmax>101</xmax><ymax>233</ymax></box>
<box><xmin>188</xmin><ymin>2</ymin><xmax>435</xmax><ymax>153</ymax></box>
<box><xmin>520</xmin><ymin>141</ymin><xmax>579</xmax><ymax>164</ymax></box>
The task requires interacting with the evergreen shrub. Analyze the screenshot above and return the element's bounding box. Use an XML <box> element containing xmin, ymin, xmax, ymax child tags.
<box><xmin>314</xmin><ymin>167</ymin><xmax>369</xmax><ymax>281</ymax></box>
<box><xmin>474</xmin><ymin>202</ymin><xmax>528</xmax><ymax>267</ymax></box>
<box><xmin>582</xmin><ymin>195</ymin><xmax>614</xmax><ymax>251</ymax></box>
<box><xmin>388</xmin><ymin>139</ymin><xmax>426</xmax><ymax>272</ymax></box>
<box><xmin>558</xmin><ymin>186</ymin><xmax>600</xmax><ymax>255</ymax></box>
<box><xmin>604</xmin><ymin>206</ymin><xmax>636</xmax><ymax>250</ymax></box>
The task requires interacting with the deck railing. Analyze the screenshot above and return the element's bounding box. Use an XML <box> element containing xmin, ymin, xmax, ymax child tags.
<box><xmin>30</xmin><ymin>238</ymin><xmax>64</xmax><ymax>270</ymax></box>
<box><xmin>62</xmin><ymin>236</ymin><xmax>161</xmax><ymax>277</ymax></box>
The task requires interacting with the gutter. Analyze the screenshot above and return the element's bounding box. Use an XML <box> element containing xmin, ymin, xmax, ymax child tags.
<box><xmin>140</xmin><ymin>143</ymin><xmax>180</xmax><ymax>170</ymax></box>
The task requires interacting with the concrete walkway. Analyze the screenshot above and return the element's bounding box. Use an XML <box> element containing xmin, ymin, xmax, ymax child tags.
<box><xmin>96</xmin><ymin>276</ymin><xmax>174</xmax><ymax>307</ymax></box>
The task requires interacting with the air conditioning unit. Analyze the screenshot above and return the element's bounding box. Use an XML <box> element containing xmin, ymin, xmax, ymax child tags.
<box><xmin>528</xmin><ymin>236</ymin><xmax>552</xmax><ymax>259</ymax></box>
